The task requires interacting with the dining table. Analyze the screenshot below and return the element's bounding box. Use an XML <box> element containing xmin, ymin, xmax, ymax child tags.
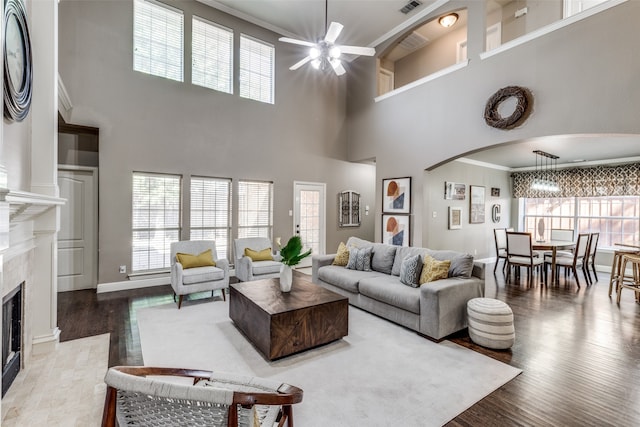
<box><xmin>532</xmin><ymin>240</ymin><xmax>576</xmax><ymax>284</ymax></box>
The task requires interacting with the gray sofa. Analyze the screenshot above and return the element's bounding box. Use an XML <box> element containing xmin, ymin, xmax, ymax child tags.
<box><xmin>312</xmin><ymin>237</ymin><xmax>485</xmax><ymax>340</ymax></box>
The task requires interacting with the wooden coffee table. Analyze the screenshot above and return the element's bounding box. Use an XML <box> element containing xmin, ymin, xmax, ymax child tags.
<box><xmin>229</xmin><ymin>274</ymin><xmax>348</xmax><ymax>361</ymax></box>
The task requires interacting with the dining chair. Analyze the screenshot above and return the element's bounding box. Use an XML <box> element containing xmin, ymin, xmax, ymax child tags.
<box><xmin>506</xmin><ymin>232</ymin><xmax>545</xmax><ymax>286</ymax></box>
<box><xmin>546</xmin><ymin>233</ymin><xmax>590</xmax><ymax>286</ymax></box>
<box><xmin>585</xmin><ymin>232</ymin><xmax>599</xmax><ymax>283</ymax></box>
<box><xmin>545</xmin><ymin>229</ymin><xmax>575</xmax><ymax>258</ymax></box>
<box><xmin>493</xmin><ymin>228</ymin><xmax>508</xmax><ymax>274</ymax></box>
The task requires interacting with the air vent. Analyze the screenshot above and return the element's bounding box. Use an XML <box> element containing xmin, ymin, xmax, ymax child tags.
<box><xmin>400</xmin><ymin>0</ymin><xmax>423</xmax><ymax>14</ymax></box>
<box><xmin>398</xmin><ymin>31</ymin><xmax>430</xmax><ymax>52</ymax></box>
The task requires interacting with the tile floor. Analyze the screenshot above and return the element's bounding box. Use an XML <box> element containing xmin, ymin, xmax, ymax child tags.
<box><xmin>1</xmin><ymin>333</ymin><xmax>109</xmax><ymax>426</ymax></box>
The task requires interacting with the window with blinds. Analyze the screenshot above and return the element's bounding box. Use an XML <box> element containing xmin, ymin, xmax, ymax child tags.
<box><xmin>133</xmin><ymin>0</ymin><xmax>184</xmax><ymax>82</ymax></box>
<box><xmin>239</xmin><ymin>35</ymin><xmax>275</xmax><ymax>104</ymax></box>
<box><xmin>192</xmin><ymin>17</ymin><xmax>233</xmax><ymax>94</ymax></box>
<box><xmin>238</xmin><ymin>180</ymin><xmax>273</xmax><ymax>239</ymax></box>
<box><xmin>132</xmin><ymin>172</ymin><xmax>181</xmax><ymax>272</ymax></box>
<box><xmin>190</xmin><ymin>177</ymin><xmax>232</xmax><ymax>260</ymax></box>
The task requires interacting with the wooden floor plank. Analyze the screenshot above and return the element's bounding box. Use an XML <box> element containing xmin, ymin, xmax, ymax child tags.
<box><xmin>57</xmin><ymin>268</ymin><xmax>640</xmax><ymax>425</ymax></box>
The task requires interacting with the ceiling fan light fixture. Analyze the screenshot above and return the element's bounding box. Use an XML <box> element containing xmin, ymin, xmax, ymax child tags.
<box><xmin>311</xmin><ymin>58</ymin><xmax>322</xmax><ymax>69</ymax></box>
<box><xmin>438</xmin><ymin>13</ymin><xmax>458</xmax><ymax>28</ymax></box>
<box><xmin>329</xmin><ymin>46</ymin><xmax>341</xmax><ymax>59</ymax></box>
<box><xmin>309</xmin><ymin>47</ymin><xmax>321</xmax><ymax>59</ymax></box>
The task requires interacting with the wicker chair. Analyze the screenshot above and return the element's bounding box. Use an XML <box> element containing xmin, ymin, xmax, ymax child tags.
<box><xmin>102</xmin><ymin>366</ymin><xmax>303</xmax><ymax>427</ymax></box>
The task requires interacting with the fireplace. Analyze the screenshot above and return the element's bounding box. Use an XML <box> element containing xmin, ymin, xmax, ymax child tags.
<box><xmin>2</xmin><ymin>283</ymin><xmax>22</xmax><ymax>397</ymax></box>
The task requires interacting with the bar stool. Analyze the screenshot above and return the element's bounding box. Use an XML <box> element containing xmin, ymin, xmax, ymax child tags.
<box><xmin>608</xmin><ymin>249</ymin><xmax>640</xmax><ymax>297</ymax></box>
<box><xmin>616</xmin><ymin>253</ymin><xmax>640</xmax><ymax>303</ymax></box>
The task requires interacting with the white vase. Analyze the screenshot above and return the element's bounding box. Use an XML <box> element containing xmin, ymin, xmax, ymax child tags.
<box><xmin>279</xmin><ymin>264</ymin><xmax>293</xmax><ymax>292</ymax></box>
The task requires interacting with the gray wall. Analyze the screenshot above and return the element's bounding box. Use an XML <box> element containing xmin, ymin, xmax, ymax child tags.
<box><xmin>347</xmin><ymin>0</ymin><xmax>640</xmax><ymax>247</ymax></box>
<box><xmin>58</xmin><ymin>0</ymin><xmax>375</xmax><ymax>284</ymax></box>
<box><xmin>424</xmin><ymin>161</ymin><xmax>512</xmax><ymax>258</ymax></box>
<box><xmin>394</xmin><ymin>24</ymin><xmax>468</xmax><ymax>88</ymax></box>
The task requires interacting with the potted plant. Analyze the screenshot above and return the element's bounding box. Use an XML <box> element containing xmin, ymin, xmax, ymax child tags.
<box><xmin>278</xmin><ymin>236</ymin><xmax>312</xmax><ymax>292</ymax></box>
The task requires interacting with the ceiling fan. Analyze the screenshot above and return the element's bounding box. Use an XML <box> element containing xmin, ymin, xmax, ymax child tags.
<box><xmin>279</xmin><ymin>0</ymin><xmax>375</xmax><ymax>76</ymax></box>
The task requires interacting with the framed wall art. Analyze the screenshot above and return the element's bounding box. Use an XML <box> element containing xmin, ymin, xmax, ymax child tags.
<box><xmin>338</xmin><ymin>190</ymin><xmax>361</xmax><ymax>227</ymax></box>
<box><xmin>491</xmin><ymin>187</ymin><xmax>500</xmax><ymax>197</ymax></box>
<box><xmin>383</xmin><ymin>177</ymin><xmax>411</xmax><ymax>214</ymax></box>
<box><xmin>448</xmin><ymin>207</ymin><xmax>462</xmax><ymax>230</ymax></box>
<box><xmin>470</xmin><ymin>185</ymin><xmax>486</xmax><ymax>224</ymax></box>
<box><xmin>382</xmin><ymin>214</ymin><xmax>410</xmax><ymax>247</ymax></box>
<box><xmin>444</xmin><ymin>182</ymin><xmax>466</xmax><ymax>200</ymax></box>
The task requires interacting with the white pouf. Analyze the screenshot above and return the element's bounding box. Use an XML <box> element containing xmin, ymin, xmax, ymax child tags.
<box><xmin>467</xmin><ymin>298</ymin><xmax>515</xmax><ymax>350</ymax></box>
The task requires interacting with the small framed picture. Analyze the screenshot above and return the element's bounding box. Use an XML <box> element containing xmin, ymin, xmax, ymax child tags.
<box><xmin>382</xmin><ymin>214</ymin><xmax>410</xmax><ymax>246</ymax></box>
<box><xmin>444</xmin><ymin>182</ymin><xmax>466</xmax><ymax>200</ymax></box>
<box><xmin>448</xmin><ymin>207</ymin><xmax>462</xmax><ymax>230</ymax></box>
<box><xmin>491</xmin><ymin>187</ymin><xmax>500</xmax><ymax>197</ymax></box>
<box><xmin>383</xmin><ymin>177</ymin><xmax>411</xmax><ymax>214</ymax></box>
<box><xmin>470</xmin><ymin>185</ymin><xmax>486</xmax><ymax>224</ymax></box>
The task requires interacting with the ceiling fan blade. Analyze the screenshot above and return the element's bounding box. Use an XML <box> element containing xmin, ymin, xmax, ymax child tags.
<box><xmin>339</xmin><ymin>45</ymin><xmax>376</xmax><ymax>56</ymax></box>
<box><xmin>279</xmin><ymin>37</ymin><xmax>316</xmax><ymax>48</ymax></box>
<box><xmin>331</xmin><ymin>59</ymin><xmax>346</xmax><ymax>76</ymax></box>
<box><xmin>324</xmin><ymin>22</ymin><xmax>344</xmax><ymax>44</ymax></box>
<box><xmin>290</xmin><ymin>56</ymin><xmax>312</xmax><ymax>71</ymax></box>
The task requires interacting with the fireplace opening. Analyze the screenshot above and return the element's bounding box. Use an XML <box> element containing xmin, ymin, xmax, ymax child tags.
<box><xmin>2</xmin><ymin>283</ymin><xmax>22</xmax><ymax>397</ymax></box>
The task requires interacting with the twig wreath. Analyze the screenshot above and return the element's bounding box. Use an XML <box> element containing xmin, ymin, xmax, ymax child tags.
<box><xmin>484</xmin><ymin>86</ymin><xmax>531</xmax><ymax>129</ymax></box>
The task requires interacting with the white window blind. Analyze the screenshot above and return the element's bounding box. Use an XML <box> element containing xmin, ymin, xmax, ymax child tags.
<box><xmin>132</xmin><ymin>172</ymin><xmax>181</xmax><ymax>272</ymax></box>
<box><xmin>239</xmin><ymin>35</ymin><xmax>274</xmax><ymax>104</ymax></box>
<box><xmin>190</xmin><ymin>177</ymin><xmax>232</xmax><ymax>260</ymax></box>
<box><xmin>133</xmin><ymin>0</ymin><xmax>184</xmax><ymax>82</ymax></box>
<box><xmin>238</xmin><ymin>180</ymin><xmax>273</xmax><ymax>238</ymax></box>
<box><xmin>192</xmin><ymin>17</ymin><xmax>233</xmax><ymax>94</ymax></box>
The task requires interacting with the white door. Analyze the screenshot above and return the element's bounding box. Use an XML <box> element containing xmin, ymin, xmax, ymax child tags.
<box><xmin>57</xmin><ymin>168</ymin><xmax>98</xmax><ymax>291</ymax></box>
<box><xmin>293</xmin><ymin>182</ymin><xmax>326</xmax><ymax>268</ymax></box>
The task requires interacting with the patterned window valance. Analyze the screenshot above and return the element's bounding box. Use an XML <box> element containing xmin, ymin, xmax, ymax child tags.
<box><xmin>512</xmin><ymin>163</ymin><xmax>640</xmax><ymax>198</ymax></box>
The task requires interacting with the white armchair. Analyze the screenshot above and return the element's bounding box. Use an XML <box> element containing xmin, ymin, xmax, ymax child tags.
<box><xmin>234</xmin><ymin>237</ymin><xmax>282</xmax><ymax>282</ymax></box>
<box><xmin>170</xmin><ymin>240</ymin><xmax>229</xmax><ymax>309</ymax></box>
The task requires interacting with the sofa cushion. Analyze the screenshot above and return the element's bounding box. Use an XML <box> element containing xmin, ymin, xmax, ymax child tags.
<box><xmin>252</xmin><ymin>260</ymin><xmax>282</xmax><ymax>276</ymax></box>
<box><xmin>419</xmin><ymin>255</ymin><xmax>451</xmax><ymax>284</ymax></box>
<box><xmin>391</xmin><ymin>247</ymin><xmax>428</xmax><ymax>276</ymax></box>
<box><xmin>346</xmin><ymin>246</ymin><xmax>372</xmax><ymax>271</ymax></box>
<box><xmin>332</xmin><ymin>242</ymin><xmax>350</xmax><ymax>266</ymax></box>
<box><xmin>426</xmin><ymin>250</ymin><xmax>474</xmax><ymax>278</ymax></box>
<box><xmin>371</xmin><ymin>243</ymin><xmax>397</xmax><ymax>274</ymax></box>
<box><xmin>359</xmin><ymin>276</ymin><xmax>420</xmax><ymax>314</ymax></box>
<box><xmin>399</xmin><ymin>254</ymin><xmax>422</xmax><ymax>287</ymax></box>
<box><xmin>182</xmin><ymin>266</ymin><xmax>225</xmax><ymax>284</ymax></box>
<box><xmin>317</xmin><ymin>265</ymin><xmax>383</xmax><ymax>293</ymax></box>
<box><xmin>346</xmin><ymin>236</ymin><xmax>374</xmax><ymax>249</ymax></box>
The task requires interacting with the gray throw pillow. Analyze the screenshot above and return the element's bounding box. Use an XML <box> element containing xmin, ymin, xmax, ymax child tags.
<box><xmin>371</xmin><ymin>243</ymin><xmax>397</xmax><ymax>274</ymax></box>
<box><xmin>346</xmin><ymin>246</ymin><xmax>372</xmax><ymax>271</ymax></box>
<box><xmin>399</xmin><ymin>254</ymin><xmax>422</xmax><ymax>287</ymax></box>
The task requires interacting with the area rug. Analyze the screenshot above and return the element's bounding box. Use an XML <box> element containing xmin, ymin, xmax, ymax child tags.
<box><xmin>137</xmin><ymin>300</ymin><xmax>521</xmax><ymax>426</ymax></box>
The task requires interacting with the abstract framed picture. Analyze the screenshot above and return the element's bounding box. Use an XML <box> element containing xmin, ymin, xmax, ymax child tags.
<box><xmin>382</xmin><ymin>214</ymin><xmax>410</xmax><ymax>247</ymax></box>
<box><xmin>383</xmin><ymin>177</ymin><xmax>411</xmax><ymax>214</ymax></box>
<box><xmin>444</xmin><ymin>182</ymin><xmax>466</xmax><ymax>200</ymax></box>
<box><xmin>470</xmin><ymin>185</ymin><xmax>486</xmax><ymax>224</ymax></box>
<box><xmin>448</xmin><ymin>207</ymin><xmax>462</xmax><ymax>230</ymax></box>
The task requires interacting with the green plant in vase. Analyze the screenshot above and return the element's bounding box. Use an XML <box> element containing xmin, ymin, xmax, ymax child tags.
<box><xmin>278</xmin><ymin>236</ymin><xmax>312</xmax><ymax>292</ymax></box>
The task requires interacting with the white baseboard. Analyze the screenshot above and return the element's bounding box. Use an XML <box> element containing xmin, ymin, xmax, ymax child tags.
<box><xmin>97</xmin><ymin>269</ymin><xmax>237</xmax><ymax>293</ymax></box>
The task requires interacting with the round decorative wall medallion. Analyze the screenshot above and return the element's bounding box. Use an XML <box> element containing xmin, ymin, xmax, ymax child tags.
<box><xmin>3</xmin><ymin>0</ymin><xmax>32</xmax><ymax>122</ymax></box>
<box><xmin>484</xmin><ymin>86</ymin><xmax>531</xmax><ymax>130</ymax></box>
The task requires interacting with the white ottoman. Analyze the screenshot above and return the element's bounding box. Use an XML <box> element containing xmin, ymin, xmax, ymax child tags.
<box><xmin>467</xmin><ymin>298</ymin><xmax>515</xmax><ymax>350</ymax></box>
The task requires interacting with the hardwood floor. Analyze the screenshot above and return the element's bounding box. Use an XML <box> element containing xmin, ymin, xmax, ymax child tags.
<box><xmin>57</xmin><ymin>269</ymin><xmax>640</xmax><ymax>426</ymax></box>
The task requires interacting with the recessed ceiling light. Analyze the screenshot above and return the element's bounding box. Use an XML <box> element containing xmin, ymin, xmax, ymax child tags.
<box><xmin>438</xmin><ymin>13</ymin><xmax>459</xmax><ymax>28</ymax></box>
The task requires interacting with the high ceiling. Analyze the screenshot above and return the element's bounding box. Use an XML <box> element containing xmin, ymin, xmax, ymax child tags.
<box><xmin>197</xmin><ymin>0</ymin><xmax>443</xmax><ymax>48</ymax></box>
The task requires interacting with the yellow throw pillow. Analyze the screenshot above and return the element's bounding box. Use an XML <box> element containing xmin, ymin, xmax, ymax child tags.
<box><xmin>332</xmin><ymin>242</ymin><xmax>350</xmax><ymax>266</ymax></box>
<box><xmin>176</xmin><ymin>249</ymin><xmax>216</xmax><ymax>269</ymax></box>
<box><xmin>244</xmin><ymin>247</ymin><xmax>274</xmax><ymax>261</ymax></box>
<box><xmin>419</xmin><ymin>255</ymin><xmax>451</xmax><ymax>284</ymax></box>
